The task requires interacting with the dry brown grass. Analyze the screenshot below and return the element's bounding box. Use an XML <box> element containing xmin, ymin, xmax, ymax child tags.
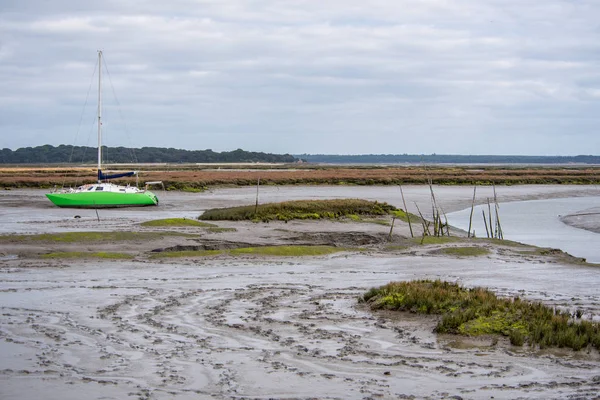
<box><xmin>1</xmin><ymin>165</ymin><xmax>599</xmax><ymax>188</ymax></box>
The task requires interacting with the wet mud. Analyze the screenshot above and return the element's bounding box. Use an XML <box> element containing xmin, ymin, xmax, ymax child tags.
<box><xmin>2</xmin><ymin>254</ymin><xmax>600</xmax><ymax>399</ymax></box>
<box><xmin>561</xmin><ymin>207</ymin><xmax>600</xmax><ymax>234</ymax></box>
<box><xmin>1</xmin><ymin>186</ymin><xmax>600</xmax><ymax>399</ymax></box>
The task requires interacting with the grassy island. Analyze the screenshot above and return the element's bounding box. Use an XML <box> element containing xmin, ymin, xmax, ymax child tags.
<box><xmin>362</xmin><ymin>279</ymin><xmax>600</xmax><ymax>351</ymax></box>
<box><xmin>199</xmin><ymin>199</ymin><xmax>398</xmax><ymax>222</ymax></box>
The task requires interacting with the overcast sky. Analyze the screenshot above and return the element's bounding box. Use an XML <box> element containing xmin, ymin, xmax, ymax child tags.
<box><xmin>1</xmin><ymin>1</ymin><xmax>599</xmax><ymax>155</ymax></box>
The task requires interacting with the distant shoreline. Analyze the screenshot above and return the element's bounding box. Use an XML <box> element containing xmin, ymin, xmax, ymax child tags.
<box><xmin>2</xmin><ymin>144</ymin><xmax>599</xmax><ymax>165</ymax></box>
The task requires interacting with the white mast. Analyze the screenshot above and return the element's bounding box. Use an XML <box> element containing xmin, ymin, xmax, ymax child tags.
<box><xmin>97</xmin><ymin>50</ymin><xmax>102</xmax><ymax>183</ymax></box>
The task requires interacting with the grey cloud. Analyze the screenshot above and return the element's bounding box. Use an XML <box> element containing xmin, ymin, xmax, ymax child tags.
<box><xmin>1</xmin><ymin>0</ymin><xmax>599</xmax><ymax>155</ymax></box>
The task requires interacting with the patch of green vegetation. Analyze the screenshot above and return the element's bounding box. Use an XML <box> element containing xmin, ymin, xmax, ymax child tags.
<box><xmin>342</xmin><ymin>214</ymin><xmax>390</xmax><ymax>226</ymax></box>
<box><xmin>364</xmin><ymin>218</ymin><xmax>391</xmax><ymax>226</ymax></box>
<box><xmin>151</xmin><ymin>249</ymin><xmax>224</xmax><ymax>258</ymax></box>
<box><xmin>0</xmin><ymin>231</ymin><xmax>195</xmax><ymax>243</ymax></box>
<box><xmin>181</xmin><ymin>186</ymin><xmax>205</xmax><ymax>193</ymax></box>
<box><xmin>362</xmin><ymin>279</ymin><xmax>600</xmax><ymax>351</ymax></box>
<box><xmin>199</xmin><ymin>199</ymin><xmax>397</xmax><ymax>222</ymax></box>
<box><xmin>537</xmin><ymin>248</ymin><xmax>565</xmax><ymax>256</ymax></box>
<box><xmin>440</xmin><ymin>247</ymin><xmax>490</xmax><ymax>257</ymax></box>
<box><xmin>41</xmin><ymin>252</ymin><xmax>133</xmax><ymax>259</ymax></box>
<box><xmin>206</xmin><ymin>227</ymin><xmax>237</xmax><ymax>233</ymax></box>
<box><xmin>392</xmin><ymin>209</ymin><xmax>421</xmax><ymax>224</ymax></box>
<box><xmin>150</xmin><ymin>245</ymin><xmax>347</xmax><ymax>258</ymax></box>
<box><xmin>163</xmin><ymin>182</ymin><xmax>207</xmax><ymax>192</ymax></box>
<box><xmin>385</xmin><ymin>245</ymin><xmax>409</xmax><ymax>251</ymax></box>
<box><xmin>414</xmin><ymin>236</ymin><xmax>462</xmax><ymax>245</ymax></box>
<box><xmin>230</xmin><ymin>245</ymin><xmax>343</xmax><ymax>256</ymax></box>
<box><xmin>141</xmin><ymin>218</ymin><xmax>216</xmax><ymax>227</ymax></box>
<box><xmin>482</xmin><ymin>238</ymin><xmax>529</xmax><ymax>248</ymax></box>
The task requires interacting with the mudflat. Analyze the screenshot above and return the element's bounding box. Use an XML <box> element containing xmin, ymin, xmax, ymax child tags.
<box><xmin>1</xmin><ymin>186</ymin><xmax>599</xmax><ymax>399</ymax></box>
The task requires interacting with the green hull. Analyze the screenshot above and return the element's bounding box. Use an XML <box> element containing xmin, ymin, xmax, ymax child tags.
<box><xmin>46</xmin><ymin>191</ymin><xmax>159</xmax><ymax>208</ymax></box>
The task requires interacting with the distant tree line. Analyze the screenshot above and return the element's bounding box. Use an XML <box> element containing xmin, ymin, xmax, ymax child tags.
<box><xmin>0</xmin><ymin>145</ymin><xmax>298</xmax><ymax>164</ymax></box>
<box><xmin>295</xmin><ymin>154</ymin><xmax>600</xmax><ymax>164</ymax></box>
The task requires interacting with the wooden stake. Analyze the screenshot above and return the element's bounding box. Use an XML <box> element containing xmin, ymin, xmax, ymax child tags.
<box><xmin>414</xmin><ymin>202</ymin><xmax>430</xmax><ymax>236</ymax></box>
<box><xmin>482</xmin><ymin>209</ymin><xmax>490</xmax><ymax>238</ymax></box>
<box><xmin>93</xmin><ymin>201</ymin><xmax>100</xmax><ymax>222</ymax></box>
<box><xmin>254</xmin><ymin>177</ymin><xmax>260</xmax><ymax>215</ymax></box>
<box><xmin>399</xmin><ymin>185</ymin><xmax>413</xmax><ymax>238</ymax></box>
<box><xmin>495</xmin><ymin>201</ymin><xmax>503</xmax><ymax>240</ymax></box>
<box><xmin>467</xmin><ymin>186</ymin><xmax>476</xmax><ymax>238</ymax></box>
<box><xmin>388</xmin><ymin>217</ymin><xmax>396</xmax><ymax>241</ymax></box>
<box><xmin>440</xmin><ymin>206</ymin><xmax>450</xmax><ymax>236</ymax></box>
<box><xmin>487</xmin><ymin>198</ymin><xmax>493</xmax><ymax>238</ymax></box>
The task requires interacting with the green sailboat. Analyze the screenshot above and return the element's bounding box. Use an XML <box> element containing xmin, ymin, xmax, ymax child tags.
<box><xmin>46</xmin><ymin>51</ymin><xmax>159</xmax><ymax>208</ymax></box>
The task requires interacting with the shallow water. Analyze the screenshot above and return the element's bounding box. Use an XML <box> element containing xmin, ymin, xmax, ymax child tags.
<box><xmin>448</xmin><ymin>196</ymin><xmax>600</xmax><ymax>263</ymax></box>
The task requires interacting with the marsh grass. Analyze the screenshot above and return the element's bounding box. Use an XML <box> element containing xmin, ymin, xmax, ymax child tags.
<box><xmin>206</xmin><ymin>227</ymin><xmax>237</xmax><ymax>233</ymax></box>
<box><xmin>414</xmin><ymin>236</ymin><xmax>463</xmax><ymax>245</ymax></box>
<box><xmin>199</xmin><ymin>199</ymin><xmax>397</xmax><ymax>222</ymax></box>
<box><xmin>151</xmin><ymin>245</ymin><xmax>346</xmax><ymax>258</ymax></box>
<box><xmin>385</xmin><ymin>245</ymin><xmax>410</xmax><ymax>251</ymax></box>
<box><xmin>362</xmin><ymin>218</ymin><xmax>391</xmax><ymax>226</ymax></box>
<box><xmin>482</xmin><ymin>238</ymin><xmax>530</xmax><ymax>248</ymax></box>
<box><xmin>180</xmin><ymin>186</ymin><xmax>205</xmax><ymax>193</ymax></box>
<box><xmin>41</xmin><ymin>252</ymin><xmax>133</xmax><ymax>259</ymax></box>
<box><xmin>392</xmin><ymin>209</ymin><xmax>422</xmax><ymax>224</ymax></box>
<box><xmin>0</xmin><ymin>231</ymin><xmax>195</xmax><ymax>243</ymax></box>
<box><xmin>4</xmin><ymin>165</ymin><xmax>600</xmax><ymax>189</ymax></box>
<box><xmin>152</xmin><ymin>249</ymin><xmax>224</xmax><ymax>258</ymax></box>
<box><xmin>141</xmin><ymin>218</ymin><xmax>216</xmax><ymax>227</ymax></box>
<box><xmin>343</xmin><ymin>215</ymin><xmax>390</xmax><ymax>226</ymax></box>
<box><xmin>231</xmin><ymin>245</ymin><xmax>343</xmax><ymax>256</ymax></box>
<box><xmin>362</xmin><ymin>280</ymin><xmax>600</xmax><ymax>351</ymax></box>
<box><xmin>440</xmin><ymin>247</ymin><xmax>490</xmax><ymax>257</ymax></box>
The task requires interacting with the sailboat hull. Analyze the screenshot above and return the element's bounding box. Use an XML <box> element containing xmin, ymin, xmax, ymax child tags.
<box><xmin>46</xmin><ymin>191</ymin><xmax>159</xmax><ymax>208</ymax></box>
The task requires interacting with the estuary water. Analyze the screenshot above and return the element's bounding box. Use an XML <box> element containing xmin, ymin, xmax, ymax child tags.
<box><xmin>447</xmin><ymin>196</ymin><xmax>600</xmax><ymax>264</ymax></box>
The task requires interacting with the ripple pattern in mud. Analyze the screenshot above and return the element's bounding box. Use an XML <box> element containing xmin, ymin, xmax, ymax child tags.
<box><xmin>1</xmin><ymin>257</ymin><xmax>600</xmax><ymax>399</ymax></box>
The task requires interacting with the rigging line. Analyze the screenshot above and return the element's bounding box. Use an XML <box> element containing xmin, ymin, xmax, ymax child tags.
<box><xmin>61</xmin><ymin>59</ymin><xmax>98</xmax><ymax>189</ymax></box>
<box><xmin>74</xmin><ymin>116</ymin><xmax>99</xmax><ymax>187</ymax></box>
<box><xmin>102</xmin><ymin>54</ymin><xmax>139</xmax><ymax>164</ymax></box>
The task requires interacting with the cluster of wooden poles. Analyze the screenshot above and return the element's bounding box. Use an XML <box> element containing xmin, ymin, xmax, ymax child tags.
<box><xmin>467</xmin><ymin>185</ymin><xmax>504</xmax><ymax>239</ymax></box>
<box><xmin>395</xmin><ymin>180</ymin><xmax>451</xmax><ymax>241</ymax></box>
<box><xmin>394</xmin><ymin>183</ymin><xmax>503</xmax><ymax>241</ymax></box>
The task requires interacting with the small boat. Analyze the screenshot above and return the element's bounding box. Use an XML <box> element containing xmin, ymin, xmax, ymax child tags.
<box><xmin>46</xmin><ymin>51</ymin><xmax>159</xmax><ymax>208</ymax></box>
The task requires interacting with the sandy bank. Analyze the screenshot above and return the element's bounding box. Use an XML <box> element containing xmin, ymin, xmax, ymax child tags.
<box><xmin>561</xmin><ymin>206</ymin><xmax>600</xmax><ymax>234</ymax></box>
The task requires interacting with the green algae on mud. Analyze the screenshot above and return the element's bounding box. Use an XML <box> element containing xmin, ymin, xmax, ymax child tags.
<box><xmin>206</xmin><ymin>227</ymin><xmax>237</xmax><ymax>233</ymax></box>
<box><xmin>362</xmin><ymin>279</ymin><xmax>600</xmax><ymax>351</ymax></box>
<box><xmin>391</xmin><ymin>209</ymin><xmax>422</xmax><ymax>224</ymax></box>
<box><xmin>439</xmin><ymin>247</ymin><xmax>490</xmax><ymax>257</ymax></box>
<box><xmin>0</xmin><ymin>231</ymin><xmax>196</xmax><ymax>243</ymax></box>
<box><xmin>230</xmin><ymin>245</ymin><xmax>345</xmax><ymax>256</ymax></box>
<box><xmin>41</xmin><ymin>251</ymin><xmax>134</xmax><ymax>259</ymax></box>
<box><xmin>140</xmin><ymin>219</ymin><xmax>237</xmax><ymax>233</ymax></box>
<box><xmin>140</xmin><ymin>218</ymin><xmax>217</xmax><ymax>227</ymax></box>
<box><xmin>414</xmin><ymin>236</ymin><xmax>463</xmax><ymax>245</ymax></box>
<box><xmin>151</xmin><ymin>245</ymin><xmax>348</xmax><ymax>258</ymax></box>
<box><xmin>151</xmin><ymin>249</ymin><xmax>224</xmax><ymax>258</ymax></box>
